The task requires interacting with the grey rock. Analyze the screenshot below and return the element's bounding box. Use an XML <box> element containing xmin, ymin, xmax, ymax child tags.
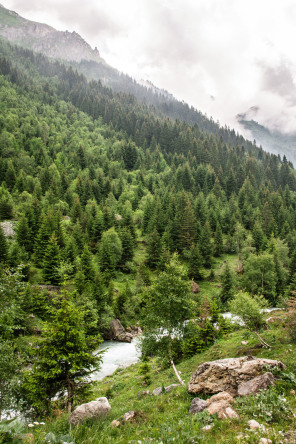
<box><xmin>188</xmin><ymin>398</ymin><xmax>207</xmax><ymax>414</ymax></box>
<box><xmin>237</xmin><ymin>372</ymin><xmax>275</xmax><ymax>396</ymax></box>
<box><xmin>137</xmin><ymin>390</ymin><xmax>150</xmax><ymax>397</ymax></box>
<box><xmin>188</xmin><ymin>356</ymin><xmax>285</xmax><ymax>395</ymax></box>
<box><xmin>164</xmin><ymin>384</ymin><xmax>179</xmax><ymax>393</ymax></box>
<box><xmin>123</xmin><ymin>411</ymin><xmax>137</xmax><ymax>422</ymax></box>
<box><xmin>68</xmin><ymin>397</ymin><xmax>110</xmax><ymax>426</ymax></box>
<box><xmin>152</xmin><ymin>387</ymin><xmax>162</xmax><ymax>396</ymax></box>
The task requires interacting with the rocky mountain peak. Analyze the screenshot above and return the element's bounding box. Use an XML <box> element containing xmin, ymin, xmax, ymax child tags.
<box><xmin>0</xmin><ymin>4</ymin><xmax>102</xmax><ymax>63</ymax></box>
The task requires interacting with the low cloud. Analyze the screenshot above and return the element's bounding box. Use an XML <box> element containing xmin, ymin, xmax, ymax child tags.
<box><xmin>3</xmin><ymin>0</ymin><xmax>296</xmax><ymax>135</ymax></box>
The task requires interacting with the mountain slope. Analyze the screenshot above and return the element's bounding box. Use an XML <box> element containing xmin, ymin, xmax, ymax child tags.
<box><xmin>0</xmin><ymin>3</ymin><xmax>103</xmax><ymax>63</ymax></box>
<box><xmin>237</xmin><ymin>115</ymin><xmax>296</xmax><ymax>166</ymax></box>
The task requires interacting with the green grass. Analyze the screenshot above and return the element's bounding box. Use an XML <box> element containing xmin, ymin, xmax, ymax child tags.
<box><xmin>30</xmin><ymin>318</ymin><xmax>296</xmax><ymax>444</ymax></box>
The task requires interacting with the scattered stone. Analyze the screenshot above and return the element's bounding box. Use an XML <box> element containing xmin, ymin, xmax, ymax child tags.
<box><xmin>259</xmin><ymin>439</ymin><xmax>272</xmax><ymax>444</ymax></box>
<box><xmin>189</xmin><ymin>398</ymin><xmax>207</xmax><ymax>414</ymax></box>
<box><xmin>68</xmin><ymin>397</ymin><xmax>111</xmax><ymax>426</ymax></box>
<box><xmin>241</xmin><ymin>341</ymin><xmax>248</xmax><ymax>345</ymax></box>
<box><xmin>188</xmin><ymin>356</ymin><xmax>285</xmax><ymax>395</ymax></box>
<box><xmin>111</xmin><ymin>420</ymin><xmax>120</xmax><ymax>428</ymax></box>
<box><xmin>248</xmin><ymin>419</ymin><xmax>260</xmax><ymax>429</ymax></box>
<box><xmin>137</xmin><ymin>390</ymin><xmax>150</xmax><ymax>397</ymax></box>
<box><xmin>165</xmin><ymin>384</ymin><xmax>179</xmax><ymax>393</ymax></box>
<box><xmin>123</xmin><ymin>411</ymin><xmax>137</xmax><ymax>422</ymax></box>
<box><xmin>152</xmin><ymin>387</ymin><xmax>162</xmax><ymax>396</ymax></box>
<box><xmin>201</xmin><ymin>425</ymin><xmax>213</xmax><ymax>431</ymax></box>
<box><xmin>206</xmin><ymin>400</ymin><xmax>239</xmax><ymax>419</ymax></box>
<box><xmin>206</xmin><ymin>391</ymin><xmax>234</xmax><ymax>406</ymax></box>
<box><xmin>191</xmin><ymin>281</ymin><xmax>200</xmax><ymax>293</ymax></box>
<box><xmin>237</xmin><ymin>372</ymin><xmax>275</xmax><ymax>396</ymax></box>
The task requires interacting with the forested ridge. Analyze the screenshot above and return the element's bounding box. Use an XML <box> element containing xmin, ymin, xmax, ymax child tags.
<box><xmin>1</xmin><ymin>37</ymin><xmax>296</xmax><ymax>426</ymax></box>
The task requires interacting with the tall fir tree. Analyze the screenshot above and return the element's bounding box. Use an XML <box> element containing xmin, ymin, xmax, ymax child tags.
<box><xmin>43</xmin><ymin>235</ymin><xmax>60</xmax><ymax>285</ymax></box>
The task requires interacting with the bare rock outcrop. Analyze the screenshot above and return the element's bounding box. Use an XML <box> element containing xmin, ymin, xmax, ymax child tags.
<box><xmin>188</xmin><ymin>356</ymin><xmax>284</xmax><ymax>395</ymax></box>
<box><xmin>68</xmin><ymin>397</ymin><xmax>110</xmax><ymax>426</ymax></box>
<box><xmin>108</xmin><ymin>319</ymin><xmax>142</xmax><ymax>343</ymax></box>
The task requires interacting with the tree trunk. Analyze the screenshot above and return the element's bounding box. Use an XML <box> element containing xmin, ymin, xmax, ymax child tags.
<box><xmin>66</xmin><ymin>371</ymin><xmax>73</xmax><ymax>413</ymax></box>
<box><xmin>170</xmin><ymin>358</ymin><xmax>185</xmax><ymax>386</ymax></box>
<box><xmin>254</xmin><ymin>331</ymin><xmax>271</xmax><ymax>348</ymax></box>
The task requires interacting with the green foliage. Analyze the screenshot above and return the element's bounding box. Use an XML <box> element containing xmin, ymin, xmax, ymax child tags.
<box><xmin>219</xmin><ymin>261</ymin><xmax>234</xmax><ymax>306</ymax></box>
<box><xmin>243</xmin><ymin>252</ymin><xmax>277</xmax><ymax>304</ymax></box>
<box><xmin>99</xmin><ymin>227</ymin><xmax>122</xmax><ymax>272</ymax></box>
<box><xmin>230</xmin><ymin>291</ymin><xmax>269</xmax><ymax>331</ymax></box>
<box><xmin>22</xmin><ymin>286</ymin><xmax>102</xmax><ymax>415</ymax></box>
<box><xmin>141</xmin><ymin>255</ymin><xmax>193</xmax><ymax>361</ymax></box>
<box><xmin>0</xmin><ymin>226</ymin><xmax>8</xmax><ymax>263</ymax></box>
<box><xmin>236</xmin><ymin>387</ymin><xmax>293</xmax><ymax>423</ymax></box>
<box><xmin>0</xmin><ymin>266</ymin><xmax>31</xmax><ymax>338</ymax></box>
<box><xmin>187</xmin><ymin>244</ymin><xmax>203</xmax><ymax>281</ymax></box>
<box><xmin>0</xmin><ymin>418</ymin><xmax>25</xmax><ymax>444</ymax></box>
<box><xmin>42</xmin><ymin>235</ymin><xmax>60</xmax><ymax>285</ymax></box>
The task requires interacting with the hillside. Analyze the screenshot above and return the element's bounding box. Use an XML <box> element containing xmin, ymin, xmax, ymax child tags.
<box><xmin>0</xmin><ymin>3</ymin><xmax>103</xmax><ymax>63</ymax></box>
<box><xmin>238</xmin><ymin>115</ymin><xmax>296</xmax><ymax>166</ymax></box>
<box><xmin>1</xmin><ymin>14</ymin><xmax>296</xmax><ymax>444</ymax></box>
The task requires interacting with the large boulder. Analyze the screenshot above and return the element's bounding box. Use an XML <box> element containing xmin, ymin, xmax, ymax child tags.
<box><xmin>206</xmin><ymin>400</ymin><xmax>239</xmax><ymax>419</ymax></box>
<box><xmin>189</xmin><ymin>398</ymin><xmax>207</xmax><ymax>414</ymax></box>
<box><xmin>188</xmin><ymin>356</ymin><xmax>284</xmax><ymax>395</ymax></box>
<box><xmin>108</xmin><ymin>319</ymin><xmax>139</xmax><ymax>342</ymax></box>
<box><xmin>237</xmin><ymin>372</ymin><xmax>275</xmax><ymax>396</ymax></box>
<box><xmin>68</xmin><ymin>397</ymin><xmax>111</xmax><ymax>426</ymax></box>
<box><xmin>109</xmin><ymin>319</ymin><xmax>125</xmax><ymax>338</ymax></box>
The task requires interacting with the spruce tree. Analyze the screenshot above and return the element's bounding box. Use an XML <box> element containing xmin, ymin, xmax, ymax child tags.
<box><xmin>146</xmin><ymin>229</ymin><xmax>161</xmax><ymax>269</ymax></box>
<box><xmin>43</xmin><ymin>235</ymin><xmax>60</xmax><ymax>285</ymax></box>
<box><xmin>188</xmin><ymin>244</ymin><xmax>203</xmax><ymax>281</ymax></box>
<box><xmin>81</xmin><ymin>244</ymin><xmax>95</xmax><ymax>282</ymax></box>
<box><xmin>199</xmin><ymin>222</ymin><xmax>213</xmax><ymax>268</ymax></box>
<box><xmin>214</xmin><ymin>222</ymin><xmax>224</xmax><ymax>257</ymax></box>
<box><xmin>0</xmin><ymin>226</ymin><xmax>8</xmax><ymax>263</ymax></box>
<box><xmin>23</xmin><ymin>288</ymin><xmax>102</xmax><ymax>414</ymax></box>
<box><xmin>220</xmin><ymin>262</ymin><xmax>234</xmax><ymax>306</ymax></box>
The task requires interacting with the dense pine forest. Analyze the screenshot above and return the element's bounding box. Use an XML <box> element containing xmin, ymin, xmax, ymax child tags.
<box><xmin>1</xmin><ymin>36</ymin><xmax>296</xmax><ymax>436</ymax></box>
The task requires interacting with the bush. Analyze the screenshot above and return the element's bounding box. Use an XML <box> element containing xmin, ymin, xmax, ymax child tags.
<box><xmin>230</xmin><ymin>291</ymin><xmax>269</xmax><ymax>331</ymax></box>
<box><xmin>235</xmin><ymin>387</ymin><xmax>293</xmax><ymax>423</ymax></box>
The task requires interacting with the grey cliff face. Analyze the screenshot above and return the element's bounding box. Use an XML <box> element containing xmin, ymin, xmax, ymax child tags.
<box><xmin>0</xmin><ymin>4</ymin><xmax>102</xmax><ymax>63</ymax></box>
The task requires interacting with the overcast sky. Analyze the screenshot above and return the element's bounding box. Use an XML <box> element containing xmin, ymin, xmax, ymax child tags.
<box><xmin>2</xmin><ymin>0</ymin><xmax>296</xmax><ymax>135</ymax></box>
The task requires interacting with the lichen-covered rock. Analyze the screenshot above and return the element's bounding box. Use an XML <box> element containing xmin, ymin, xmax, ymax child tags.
<box><xmin>152</xmin><ymin>387</ymin><xmax>162</xmax><ymax>396</ymax></box>
<box><xmin>123</xmin><ymin>411</ymin><xmax>137</xmax><ymax>422</ymax></box>
<box><xmin>164</xmin><ymin>384</ymin><xmax>179</xmax><ymax>393</ymax></box>
<box><xmin>188</xmin><ymin>398</ymin><xmax>207</xmax><ymax>414</ymax></box>
<box><xmin>206</xmin><ymin>391</ymin><xmax>234</xmax><ymax>406</ymax></box>
<box><xmin>68</xmin><ymin>397</ymin><xmax>110</xmax><ymax>426</ymax></box>
<box><xmin>248</xmin><ymin>419</ymin><xmax>260</xmax><ymax>429</ymax></box>
<box><xmin>188</xmin><ymin>356</ymin><xmax>284</xmax><ymax>395</ymax></box>
<box><xmin>206</xmin><ymin>400</ymin><xmax>239</xmax><ymax>419</ymax></box>
<box><xmin>237</xmin><ymin>372</ymin><xmax>275</xmax><ymax>396</ymax></box>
